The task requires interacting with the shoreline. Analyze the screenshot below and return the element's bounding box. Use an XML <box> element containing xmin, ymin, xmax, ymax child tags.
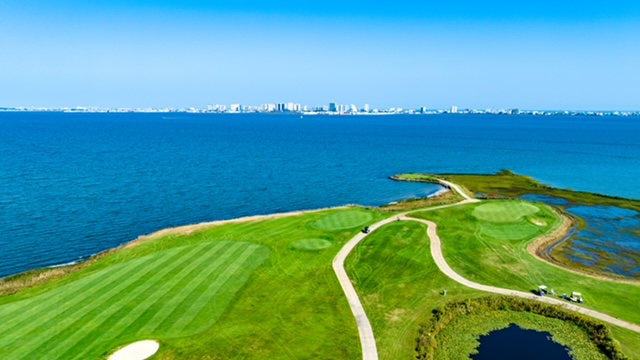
<box><xmin>0</xmin><ymin>204</ymin><xmax>353</xmax><ymax>284</ymax></box>
<box><xmin>1</xmin><ymin>205</ymin><xmax>361</xmax><ymax>294</ymax></box>
<box><xmin>39</xmin><ymin>187</ymin><xmax>450</xmax><ymax>272</ymax></box>
<box><xmin>527</xmin><ymin>208</ymin><xmax>640</xmax><ymax>285</ymax></box>
<box><xmin>123</xmin><ymin>204</ymin><xmax>354</xmax><ymax>249</ymax></box>
<box><xmin>4</xmin><ymin>185</ymin><xmax>449</xmax><ymax>281</ymax></box>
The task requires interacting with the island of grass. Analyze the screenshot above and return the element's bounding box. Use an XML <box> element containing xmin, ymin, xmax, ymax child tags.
<box><xmin>0</xmin><ymin>171</ymin><xmax>638</xmax><ymax>359</ymax></box>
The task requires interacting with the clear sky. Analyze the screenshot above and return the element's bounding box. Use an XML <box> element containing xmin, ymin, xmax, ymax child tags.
<box><xmin>1</xmin><ymin>1</ymin><xmax>639</xmax><ymax>110</ymax></box>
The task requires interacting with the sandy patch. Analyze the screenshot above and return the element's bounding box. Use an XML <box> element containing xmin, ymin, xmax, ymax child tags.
<box><xmin>108</xmin><ymin>340</ymin><xmax>159</xmax><ymax>360</ymax></box>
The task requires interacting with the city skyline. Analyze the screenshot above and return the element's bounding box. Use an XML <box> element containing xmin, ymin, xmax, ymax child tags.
<box><xmin>4</xmin><ymin>101</ymin><xmax>639</xmax><ymax>117</ymax></box>
<box><xmin>1</xmin><ymin>1</ymin><xmax>639</xmax><ymax>110</ymax></box>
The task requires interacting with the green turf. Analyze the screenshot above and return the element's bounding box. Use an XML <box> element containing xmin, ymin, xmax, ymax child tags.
<box><xmin>410</xmin><ymin>200</ymin><xmax>640</xmax><ymax>356</ymax></box>
<box><xmin>479</xmin><ymin>220</ymin><xmax>542</xmax><ymax>240</ymax></box>
<box><xmin>0</xmin><ymin>241</ymin><xmax>270</xmax><ymax>359</ymax></box>
<box><xmin>0</xmin><ymin>207</ymin><xmax>388</xmax><ymax>359</ymax></box>
<box><xmin>345</xmin><ymin>221</ymin><xmax>484</xmax><ymax>360</ymax></box>
<box><xmin>291</xmin><ymin>238</ymin><xmax>333</xmax><ymax>251</ymax></box>
<box><xmin>611</xmin><ymin>326</ymin><xmax>640</xmax><ymax>360</ymax></box>
<box><xmin>472</xmin><ymin>201</ymin><xmax>540</xmax><ymax>223</ymax></box>
<box><xmin>312</xmin><ymin>210</ymin><xmax>373</xmax><ymax>230</ymax></box>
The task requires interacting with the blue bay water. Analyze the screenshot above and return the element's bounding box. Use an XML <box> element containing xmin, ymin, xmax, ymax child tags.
<box><xmin>1</xmin><ymin>113</ymin><xmax>639</xmax><ymax>278</ymax></box>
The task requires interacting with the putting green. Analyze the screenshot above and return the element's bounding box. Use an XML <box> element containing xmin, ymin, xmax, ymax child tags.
<box><xmin>479</xmin><ymin>221</ymin><xmax>541</xmax><ymax>240</ymax></box>
<box><xmin>291</xmin><ymin>238</ymin><xmax>332</xmax><ymax>251</ymax></box>
<box><xmin>472</xmin><ymin>201</ymin><xmax>540</xmax><ymax>223</ymax></box>
<box><xmin>0</xmin><ymin>241</ymin><xmax>270</xmax><ymax>360</ymax></box>
<box><xmin>313</xmin><ymin>210</ymin><xmax>373</xmax><ymax>231</ymax></box>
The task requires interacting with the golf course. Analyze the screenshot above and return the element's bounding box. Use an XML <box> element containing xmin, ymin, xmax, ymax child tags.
<box><xmin>0</xmin><ymin>172</ymin><xmax>639</xmax><ymax>359</ymax></box>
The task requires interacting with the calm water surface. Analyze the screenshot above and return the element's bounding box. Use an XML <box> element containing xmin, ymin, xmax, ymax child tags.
<box><xmin>1</xmin><ymin>113</ymin><xmax>639</xmax><ymax>277</ymax></box>
<box><xmin>522</xmin><ymin>194</ymin><xmax>640</xmax><ymax>278</ymax></box>
<box><xmin>472</xmin><ymin>325</ymin><xmax>571</xmax><ymax>360</ymax></box>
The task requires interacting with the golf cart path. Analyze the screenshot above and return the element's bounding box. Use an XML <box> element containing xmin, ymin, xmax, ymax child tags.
<box><xmin>404</xmin><ymin>216</ymin><xmax>640</xmax><ymax>333</ymax></box>
<box><xmin>332</xmin><ymin>179</ymin><xmax>477</xmax><ymax>360</ymax></box>
<box><xmin>333</xmin><ymin>178</ymin><xmax>640</xmax><ymax>360</ymax></box>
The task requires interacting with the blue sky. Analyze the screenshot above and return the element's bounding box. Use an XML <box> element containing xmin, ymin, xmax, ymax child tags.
<box><xmin>1</xmin><ymin>1</ymin><xmax>639</xmax><ymax>110</ymax></box>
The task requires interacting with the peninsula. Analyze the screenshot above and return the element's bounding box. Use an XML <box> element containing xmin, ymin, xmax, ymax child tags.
<box><xmin>0</xmin><ymin>171</ymin><xmax>638</xmax><ymax>359</ymax></box>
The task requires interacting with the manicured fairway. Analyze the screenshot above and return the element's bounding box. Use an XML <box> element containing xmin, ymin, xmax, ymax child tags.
<box><xmin>313</xmin><ymin>210</ymin><xmax>373</xmax><ymax>230</ymax></box>
<box><xmin>479</xmin><ymin>221</ymin><xmax>542</xmax><ymax>240</ymax></box>
<box><xmin>0</xmin><ymin>241</ymin><xmax>270</xmax><ymax>359</ymax></box>
<box><xmin>346</xmin><ymin>221</ymin><xmax>483</xmax><ymax>360</ymax></box>
<box><xmin>0</xmin><ymin>207</ymin><xmax>386</xmax><ymax>359</ymax></box>
<box><xmin>472</xmin><ymin>201</ymin><xmax>539</xmax><ymax>223</ymax></box>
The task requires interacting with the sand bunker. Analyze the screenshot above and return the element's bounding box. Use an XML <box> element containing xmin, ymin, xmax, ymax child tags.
<box><xmin>108</xmin><ymin>340</ymin><xmax>159</xmax><ymax>360</ymax></box>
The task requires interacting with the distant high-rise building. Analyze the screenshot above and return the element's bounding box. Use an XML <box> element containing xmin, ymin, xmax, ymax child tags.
<box><xmin>350</xmin><ymin>104</ymin><xmax>358</xmax><ymax>113</ymax></box>
<box><xmin>451</xmin><ymin>105</ymin><xmax>458</xmax><ymax>114</ymax></box>
<box><xmin>363</xmin><ymin>104</ymin><xmax>370</xmax><ymax>113</ymax></box>
<box><xmin>230</xmin><ymin>104</ymin><xmax>241</xmax><ymax>112</ymax></box>
<box><xmin>328</xmin><ymin>102</ymin><xmax>337</xmax><ymax>112</ymax></box>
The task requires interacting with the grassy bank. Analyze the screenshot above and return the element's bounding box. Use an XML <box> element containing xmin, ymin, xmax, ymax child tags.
<box><xmin>0</xmin><ymin>207</ymin><xmax>389</xmax><ymax>359</ymax></box>
<box><xmin>418</xmin><ymin>296</ymin><xmax>625</xmax><ymax>360</ymax></box>
<box><xmin>379</xmin><ymin>189</ymin><xmax>463</xmax><ymax>212</ymax></box>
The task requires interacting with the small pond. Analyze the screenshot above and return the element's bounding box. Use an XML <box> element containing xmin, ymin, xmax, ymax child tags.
<box><xmin>472</xmin><ymin>324</ymin><xmax>571</xmax><ymax>360</ymax></box>
<box><xmin>521</xmin><ymin>194</ymin><xmax>640</xmax><ymax>278</ymax></box>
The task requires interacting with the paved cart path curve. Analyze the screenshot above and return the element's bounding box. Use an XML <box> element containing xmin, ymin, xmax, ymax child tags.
<box><xmin>333</xmin><ymin>178</ymin><xmax>640</xmax><ymax>360</ymax></box>
<box><xmin>332</xmin><ymin>178</ymin><xmax>477</xmax><ymax>360</ymax></box>
<box><xmin>404</xmin><ymin>216</ymin><xmax>640</xmax><ymax>333</ymax></box>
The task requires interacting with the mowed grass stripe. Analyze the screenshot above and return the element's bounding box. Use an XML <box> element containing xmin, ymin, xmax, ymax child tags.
<box><xmin>0</xmin><ymin>249</ymin><xmax>175</xmax><ymax>333</ymax></box>
<box><xmin>49</xmin><ymin>242</ymin><xmax>232</xmax><ymax>360</ymax></box>
<box><xmin>5</xmin><ymin>244</ymin><xmax>208</xmax><ymax>359</ymax></box>
<box><xmin>137</xmin><ymin>242</ymin><xmax>250</xmax><ymax>335</ymax></box>
<box><xmin>59</xmin><ymin>242</ymin><xmax>237</xmax><ymax>359</ymax></box>
<box><xmin>0</xmin><ymin>246</ymin><xmax>187</xmax><ymax>348</ymax></box>
<box><xmin>165</xmin><ymin>245</ymin><xmax>268</xmax><ymax>335</ymax></box>
<box><xmin>185</xmin><ymin>246</ymin><xmax>271</xmax><ymax>333</ymax></box>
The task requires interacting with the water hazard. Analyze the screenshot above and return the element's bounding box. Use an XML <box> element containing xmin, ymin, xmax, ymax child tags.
<box><xmin>521</xmin><ymin>194</ymin><xmax>640</xmax><ymax>278</ymax></box>
<box><xmin>472</xmin><ymin>324</ymin><xmax>571</xmax><ymax>360</ymax></box>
